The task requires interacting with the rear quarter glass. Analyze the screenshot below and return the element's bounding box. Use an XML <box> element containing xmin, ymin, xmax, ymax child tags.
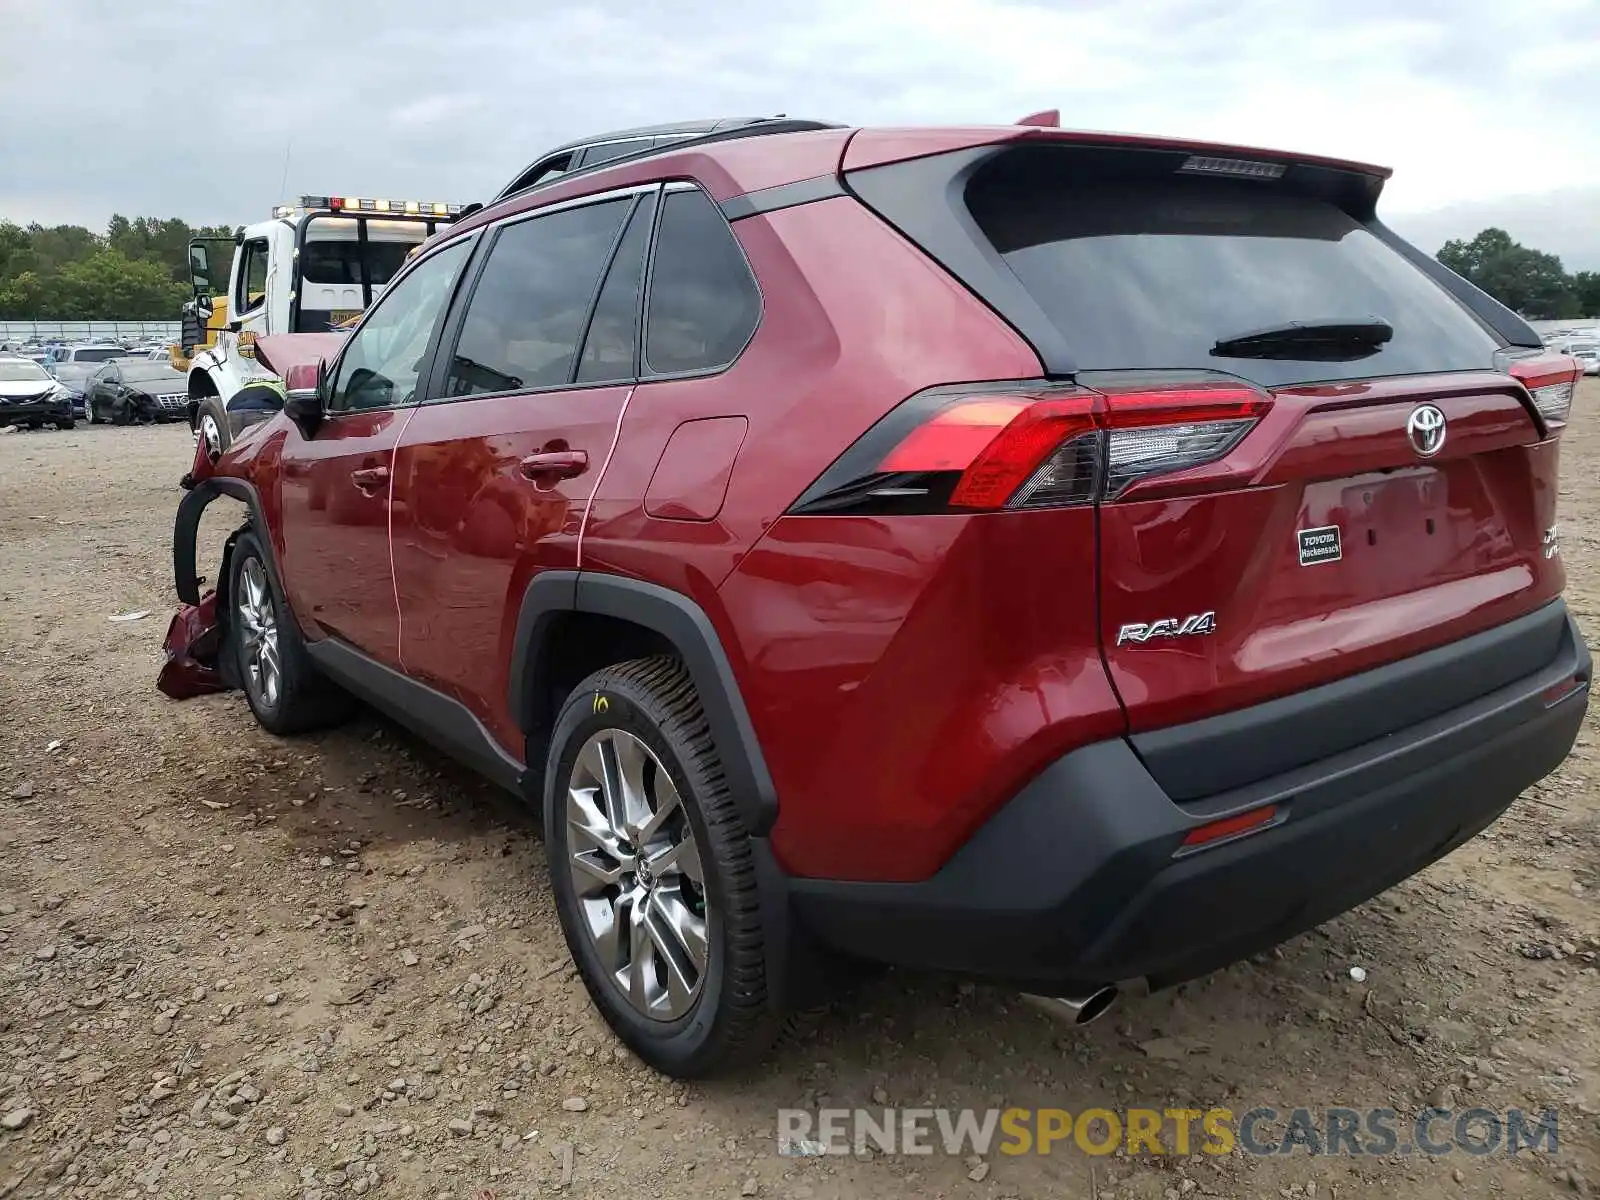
<box><xmin>961</xmin><ymin>147</ymin><xmax>1501</xmax><ymax>387</ymax></box>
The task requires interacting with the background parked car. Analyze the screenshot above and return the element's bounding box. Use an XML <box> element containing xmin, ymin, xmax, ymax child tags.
<box><xmin>1557</xmin><ymin>337</ymin><xmax>1600</xmax><ymax>375</ymax></box>
<box><xmin>0</xmin><ymin>355</ymin><xmax>75</xmax><ymax>429</ymax></box>
<box><xmin>48</xmin><ymin>343</ymin><xmax>133</xmax><ymax>417</ymax></box>
<box><xmin>83</xmin><ymin>358</ymin><xmax>189</xmax><ymax>424</ymax></box>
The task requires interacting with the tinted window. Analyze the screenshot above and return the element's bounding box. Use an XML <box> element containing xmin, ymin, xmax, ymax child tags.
<box><xmin>443</xmin><ymin>199</ymin><xmax>629</xmax><ymax>397</ymax></box>
<box><xmin>235</xmin><ymin>239</ymin><xmax>268</xmax><ymax>313</ymax></box>
<box><xmin>643</xmin><ymin>189</ymin><xmax>760</xmax><ymax>375</ymax></box>
<box><xmin>328</xmin><ymin>240</ymin><xmax>470</xmax><ymax>412</ymax></box>
<box><xmin>576</xmin><ymin>193</ymin><xmax>656</xmax><ymax>384</ymax></box>
<box><xmin>579</xmin><ymin>139</ymin><xmax>652</xmax><ymax>168</ymax></box>
<box><xmin>967</xmin><ymin>158</ymin><xmax>1499</xmax><ymax>388</ymax></box>
<box><xmin>72</xmin><ymin>347</ymin><xmax>125</xmax><ymax>364</ymax></box>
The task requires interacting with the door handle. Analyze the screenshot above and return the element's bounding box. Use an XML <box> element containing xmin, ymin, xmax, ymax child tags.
<box><xmin>350</xmin><ymin>465</ymin><xmax>390</xmax><ymax>492</ymax></box>
<box><xmin>519</xmin><ymin>450</ymin><xmax>588</xmax><ymax>483</ymax></box>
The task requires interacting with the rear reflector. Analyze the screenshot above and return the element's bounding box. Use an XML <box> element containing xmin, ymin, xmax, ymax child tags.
<box><xmin>1179</xmin><ymin>804</ymin><xmax>1280</xmax><ymax>849</ymax></box>
<box><xmin>1541</xmin><ymin>675</ymin><xmax>1588</xmax><ymax>708</ymax></box>
<box><xmin>790</xmin><ymin>377</ymin><xmax>1269</xmax><ymax>515</ymax></box>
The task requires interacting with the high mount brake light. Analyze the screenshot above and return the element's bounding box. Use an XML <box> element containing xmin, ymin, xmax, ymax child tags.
<box><xmin>1503</xmin><ymin>350</ymin><xmax>1580</xmax><ymax>430</ymax></box>
<box><xmin>790</xmin><ymin>380</ymin><xmax>1270</xmax><ymax>515</ymax></box>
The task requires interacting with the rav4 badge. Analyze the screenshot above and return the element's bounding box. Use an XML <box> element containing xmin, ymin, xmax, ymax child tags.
<box><xmin>1116</xmin><ymin>611</ymin><xmax>1217</xmax><ymax>647</ymax></box>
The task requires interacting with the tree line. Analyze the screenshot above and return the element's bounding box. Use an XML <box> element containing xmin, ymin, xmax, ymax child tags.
<box><xmin>1433</xmin><ymin>228</ymin><xmax>1597</xmax><ymax>320</ymax></box>
<box><xmin>0</xmin><ymin>217</ymin><xmax>233</xmax><ymax>321</ymax></box>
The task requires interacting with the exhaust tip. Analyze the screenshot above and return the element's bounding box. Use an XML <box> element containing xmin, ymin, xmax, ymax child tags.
<box><xmin>1021</xmin><ymin>985</ymin><xmax>1119</xmax><ymax>1026</ymax></box>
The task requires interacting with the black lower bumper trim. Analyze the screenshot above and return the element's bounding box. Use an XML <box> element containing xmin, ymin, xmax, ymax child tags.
<box><xmin>787</xmin><ymin>606</ymin><xmax>1589</xmax><ymax>991</ymax></box>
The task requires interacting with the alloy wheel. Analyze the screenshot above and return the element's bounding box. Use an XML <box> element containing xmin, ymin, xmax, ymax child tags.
<box><xmin>236</xmin><ymin>558</ymin><xmax>281</xmax><ymax>709</ymax></box>
<box><xmin>565</xmin><ymin>728</ymin><xmax>710</xmax><ymax>1021</ymax></box>
<box><xmin>199</xmin><ymin>413</ymin><xmax>223</xmax><ymax>463</ymax></box>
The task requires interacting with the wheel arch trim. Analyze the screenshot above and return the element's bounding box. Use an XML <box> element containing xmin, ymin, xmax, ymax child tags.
<box><xmin>173</xmin><ymin>476</ymin><xmax>303</xmax><ymax>637</ymax></box>
<box><xmin>509</xmin><ymin>571</ymin><xmax>779</xmax><ymax>834</ymax></box>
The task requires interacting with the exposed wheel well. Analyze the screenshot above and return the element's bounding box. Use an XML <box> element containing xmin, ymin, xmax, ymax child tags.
<box><xmin>523</xmin><ymin>610</ymin><xmax>678</xmax><ymax>779</ymax></box>
<box><xmin>187</xmin><ymin>371</ymin><xmax>219</xmax><ymax>429</ymax></box>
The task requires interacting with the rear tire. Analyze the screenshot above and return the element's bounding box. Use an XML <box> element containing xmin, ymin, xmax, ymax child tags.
<box><xmin>228</xmin><ymin>531</ymin><xmax>352</xmax><ymax>735</ymax></box>
<box><xmin>196</xmin><ymin>397</ymin><xmax>230</xmax><ymax>465</ymax></box>
<box><xmin>544</xmin><ymin>657</ymin><xmax>781</xmax><ymax>1077</ymax></box>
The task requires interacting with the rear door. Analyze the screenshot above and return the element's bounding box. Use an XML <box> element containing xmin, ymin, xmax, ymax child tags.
<box><xmin>390</xmin><ymin>187</ymin><xmax>654</xmax><ymax>752</ymax></box>
<box><xmin>952</xmin><ymin>144</ymin><xmax>1568</xmax><ymax>731</ymax></box>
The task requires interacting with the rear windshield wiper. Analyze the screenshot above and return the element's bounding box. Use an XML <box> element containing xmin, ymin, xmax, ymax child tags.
<box><xmin>1211</xmin><ymin>317</ymin><xmax>1393</xmax><ymax>361</ymax></box>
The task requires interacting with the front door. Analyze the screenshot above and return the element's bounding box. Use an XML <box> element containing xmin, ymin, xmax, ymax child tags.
<box><xmin>275</xmin><ymin>237</ymin><xmax>472</xmax><ymax>664</ymax></box>
<box><xmin>392</xmin><ymin>189</ymin><xmax>652</xmax><ymax>752</ymax></box>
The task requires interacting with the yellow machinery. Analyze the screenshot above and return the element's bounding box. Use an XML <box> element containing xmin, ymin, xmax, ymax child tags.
<box><xmin>173</xmin><ymin>237</ymin><xmax>235</xmax><ymax>370</ymax></box>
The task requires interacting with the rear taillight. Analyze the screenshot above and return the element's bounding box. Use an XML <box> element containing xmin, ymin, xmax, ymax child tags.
<box><xmin>790</xmin><ymin>378</ymin><xmax>1269</xmax><ymax>515</ymax></box>
<box><xmin>1502</xmin><ymin>349</ymin><xmax>1580</xmax><ymax>431</ymax></box>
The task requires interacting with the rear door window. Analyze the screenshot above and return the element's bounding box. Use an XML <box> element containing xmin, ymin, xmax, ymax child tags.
<box><xmin>643</xmin><ymin>189</ymin><xmax>760</xmax><ymax>375</ymax></box>
<box><xmin>441</xmin><ymin>199</ymin><xmax>630</xmax><ymax>397</ymax></box>
<box><xmin>966</xmin><ymin>154</ymin><xmax>1500</xmax><ymax>388</ymax></box>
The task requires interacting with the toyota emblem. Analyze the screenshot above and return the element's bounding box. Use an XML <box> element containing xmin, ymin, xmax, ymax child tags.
<box><xmin>1406</xmin><ymin>404</ymin><xmax>1446</xmax><ymax>457</ymax></box>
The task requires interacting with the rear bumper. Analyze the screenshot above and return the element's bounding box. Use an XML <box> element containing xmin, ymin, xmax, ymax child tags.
<box><xmin>787</xmin><ymin>601</ymin><xmax>1589</xmax><ymax>991</ymax></box>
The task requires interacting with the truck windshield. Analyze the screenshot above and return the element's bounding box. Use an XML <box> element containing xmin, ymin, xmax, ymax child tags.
<box><xmin>301</xmin><ymin>217</ymin><xmax>430</xmax><ymax>286</ymax></box>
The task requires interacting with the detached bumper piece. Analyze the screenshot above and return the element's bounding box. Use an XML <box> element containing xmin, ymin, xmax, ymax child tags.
<box><xmin>788</xmin><ymin>601</ymin><xmax>1589</xmax><ymax>993</ymax></box>
<box><xmin>157</xmin><ymin>591</ymin><xmax>228</xmax><ymax>700</ymax></box>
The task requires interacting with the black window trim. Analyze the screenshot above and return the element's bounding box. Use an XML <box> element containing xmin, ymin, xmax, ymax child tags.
<box><xmin>319</xmin><ymin>232</ymin><xmax>480</xmax><ymax>421</ymax></box>
<box><xmin>233</xmin><ymin>236</ymin><xmax>271</xmax><ymax>319</ymax></box>
<box><xmin>574</xmin><ymin>189</ymin><xmax>660</xmax><ymax>388</ymax></box>
<box><xmin>638</xmin><ymin>182</ymin><xmax>764</xmax><ymax>383</ymax></box>
<box><xmin>420</xmin><ymin>182</ymin><xmax>665</xmax><ymax>406</ymax></box>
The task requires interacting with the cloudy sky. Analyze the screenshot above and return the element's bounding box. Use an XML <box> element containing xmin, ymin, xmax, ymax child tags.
<box><xmin>5</xmin><ymin>0</ymin><xmax>1599</xmax><ymax>265</ymax></box>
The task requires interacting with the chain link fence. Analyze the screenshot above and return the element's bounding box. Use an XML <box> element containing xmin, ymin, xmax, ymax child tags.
<box><xmin>0</xmin><ymin>321</ymin><xmax>181</xmax><ymax>345</ymax></box>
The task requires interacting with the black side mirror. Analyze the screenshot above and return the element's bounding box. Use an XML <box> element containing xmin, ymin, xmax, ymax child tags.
<box><xmin>285</xmin><ymin>390</ymin><xmax>323</xmax><ymax>438</ymax></box>
<box><xmin>194</xmin><ymin>292</ymin><xmax>213</xmax><ymax>320</ymax></box>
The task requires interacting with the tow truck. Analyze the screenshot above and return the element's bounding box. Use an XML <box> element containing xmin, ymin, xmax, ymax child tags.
<box><xmin>185</xmin><ymin>194</ymin><xmax>464</xmax><ymax>462</ymax></box>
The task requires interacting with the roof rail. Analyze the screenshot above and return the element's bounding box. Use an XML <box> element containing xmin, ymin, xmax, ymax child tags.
<box><xmin>490</xmin><ymin>117</ymin><xmax>842</xmax><ymax>207</ymax></box>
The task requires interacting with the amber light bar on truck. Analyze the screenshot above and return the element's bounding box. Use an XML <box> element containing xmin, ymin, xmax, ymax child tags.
<box><xmin>272</xmin><ymin>197</ymin><xmax>465</xmax><ymax>219</ymax></box>
<box><xmin>790</xmin><ymin>377</ymin><xmax>1270</xmax><ymax>516</ymax></box>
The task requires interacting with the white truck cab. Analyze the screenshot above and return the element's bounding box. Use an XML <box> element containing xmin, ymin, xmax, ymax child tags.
<box><xmin>186</xmin><ymin>195</ymin><xmax>463</xmax><ymax>452</ymax></box>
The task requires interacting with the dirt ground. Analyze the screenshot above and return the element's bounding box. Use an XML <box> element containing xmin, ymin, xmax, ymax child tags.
<box><xmin>1</xmin><ymin>392</ymin><xmax>1597</xmax><ymax>1200</ymax></box>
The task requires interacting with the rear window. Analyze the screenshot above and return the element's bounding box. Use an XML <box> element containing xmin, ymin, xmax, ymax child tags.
<box><xmin>71</xmin><ymin>347</ymin><xmax>125</xmax><ymax>364</ymax></box>
<box><xmin>967</xmin><ymin>160</ymin><xmax>1500</xmax><ymax>388</ymax></box>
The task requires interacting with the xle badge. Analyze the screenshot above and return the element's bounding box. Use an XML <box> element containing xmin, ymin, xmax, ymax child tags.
<box><xmin>1298</xmin><ymin>525</ymin><xmax>1342</xmax><ymax>566</ymax></box>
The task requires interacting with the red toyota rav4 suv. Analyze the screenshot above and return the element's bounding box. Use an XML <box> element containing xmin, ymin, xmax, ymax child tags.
<box><xmin>173</xmin><ymin>118</ymin><xmax>1589</xmax><ymax>1077</ymax></box>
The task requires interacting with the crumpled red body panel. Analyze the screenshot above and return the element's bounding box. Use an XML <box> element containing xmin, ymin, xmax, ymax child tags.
<box><xmin>157</xmin><ymin>591</ymin><xmax>229</xmax><ymax>699</ymax></box>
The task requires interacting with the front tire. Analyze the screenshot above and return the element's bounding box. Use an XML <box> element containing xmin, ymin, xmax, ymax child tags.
<box><xmin>545</xmin><ymin>658</ymin><xmax>780</xmax><ymax>1077</ymax></box>
<box><xmin>228</xmin><ymin>532</ymin><xmax>351</xmax><ymax>735</ymax></box>
<box><xmin>196</xmin><ymin>397</ymin><xmax>230</xmax><ymax>465</ymax></box>
<box><xmin>55</xmin><ymin>417</ymin><xmax>74</xmax><ymax>430</ymax></box>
